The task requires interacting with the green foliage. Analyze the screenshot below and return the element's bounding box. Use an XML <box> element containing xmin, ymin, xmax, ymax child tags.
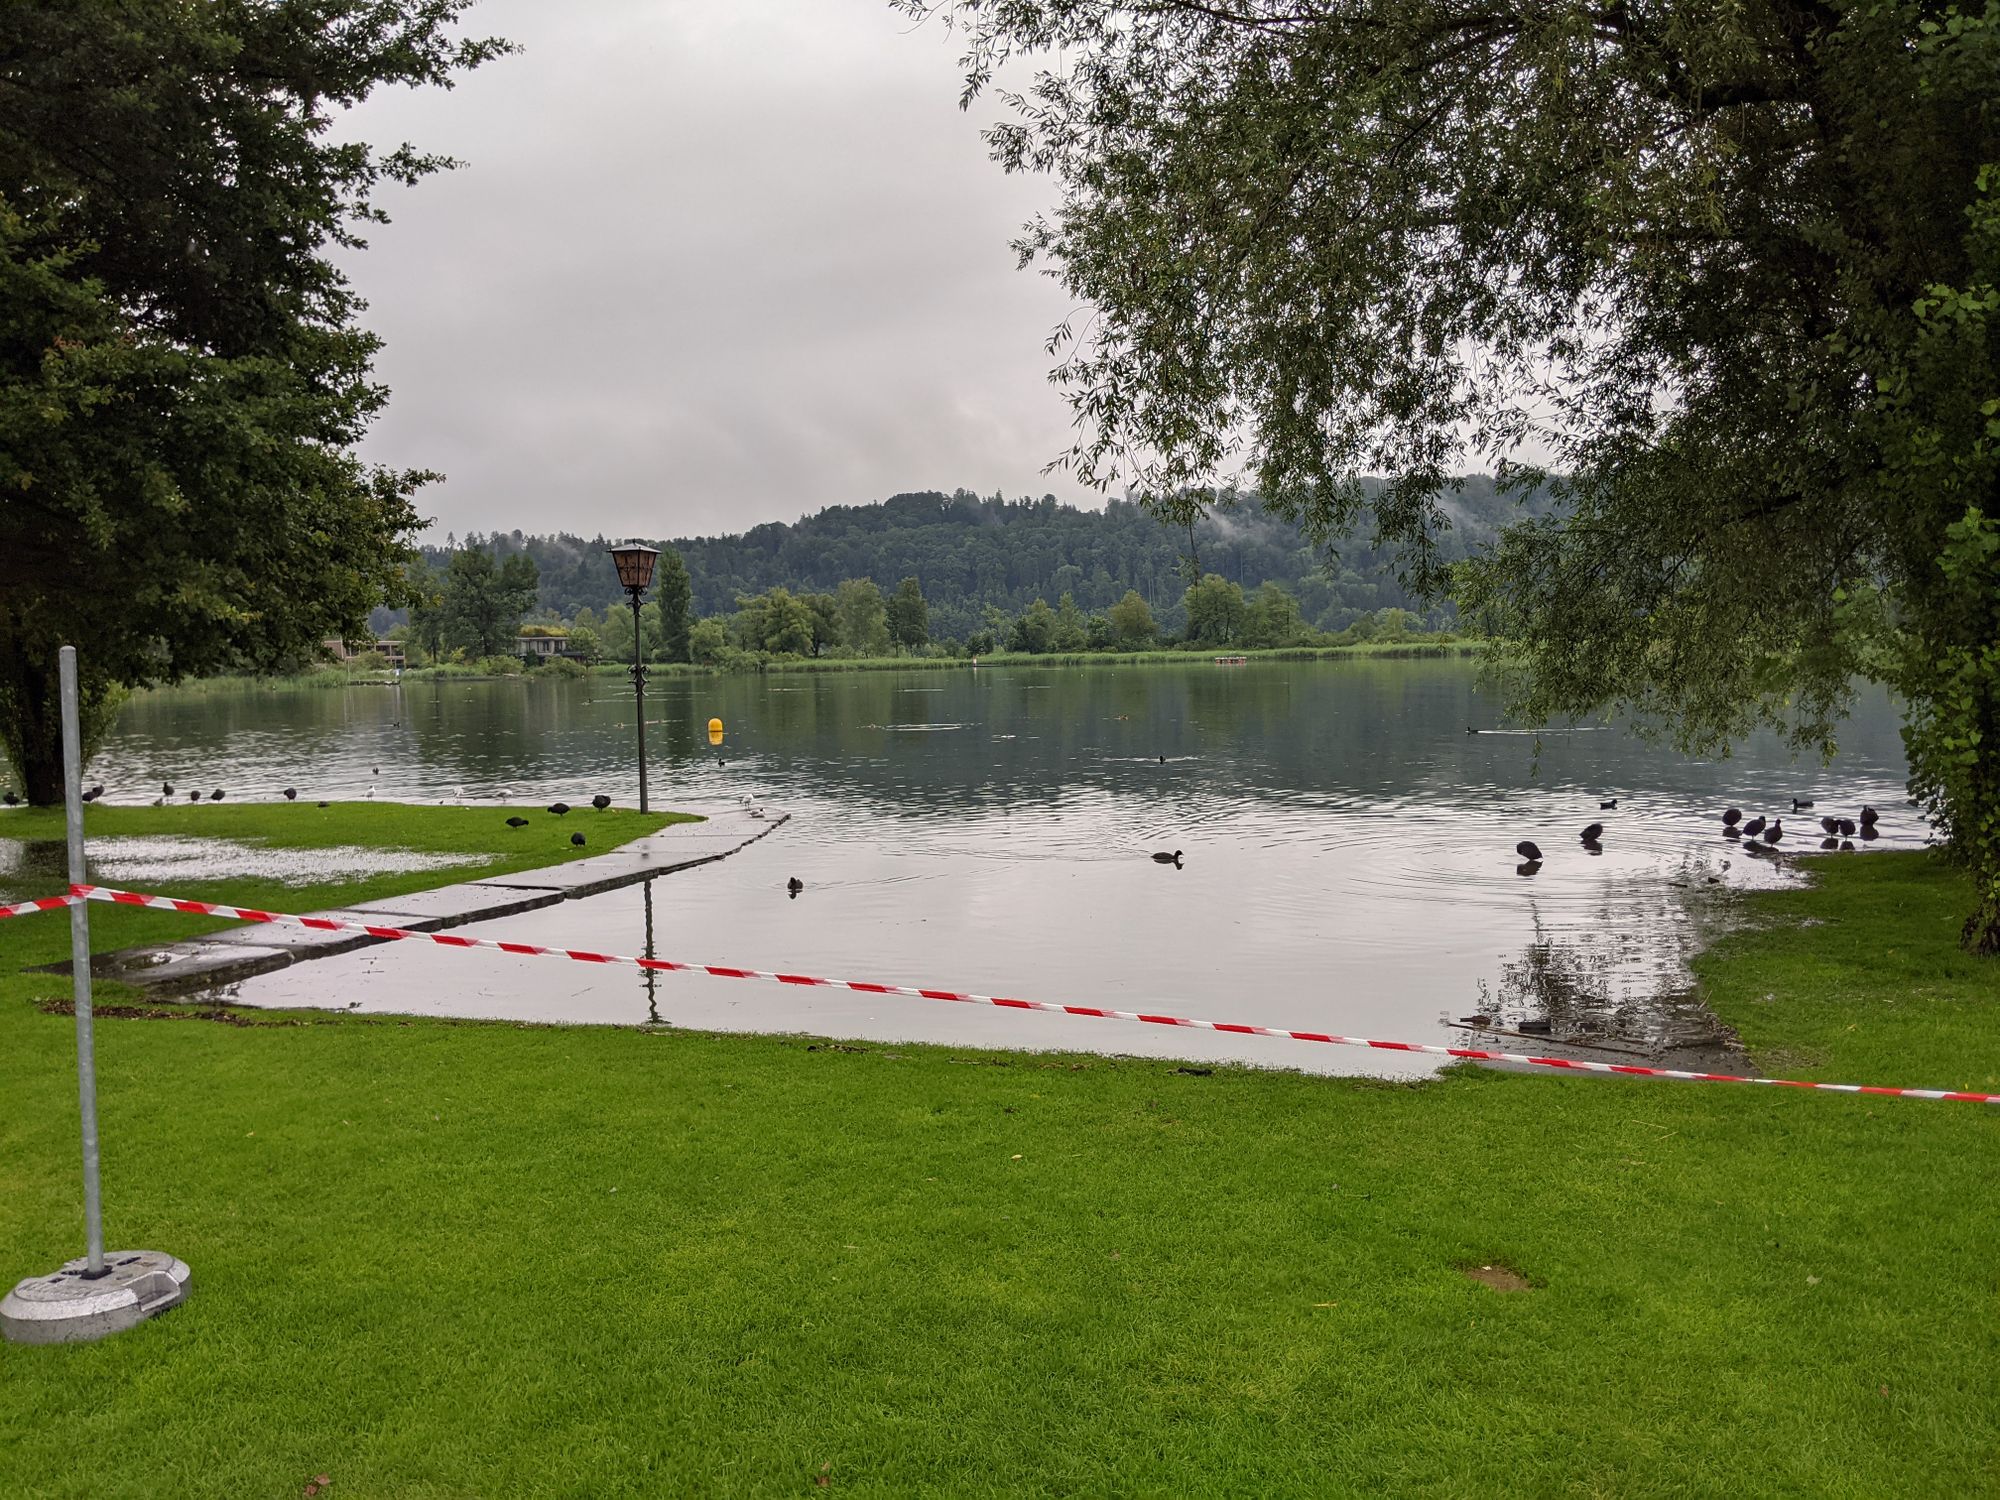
<box><xmin>1240</xmin><ymin>584</ymin><xmax>1306</xmax><ymax>650</ymax></box>
<box><xmin>0</xmin><ymin>2</ymin><xmax>506</xmax><ymax>803</ymax></box>
<box><xmin>886</xmin><ymin>576</ymin><xmax>930</xmax><ymax>650</ymax></box>
<box><xmin>914</xmin><ymin>0</ymin><xmax>2000</xmax><ymax>947</ymax></box>
<box><xmin>835</xmin><ymin>578</ymin><xmax>891</xmax><ymax>655</ymax></box>
<box><xmin>1007</xmin><ymin>598</ymin><xmax>1057</xmax><ymax>653</ymax></box>
<box><xmin>565</xmin><ymin>625</ymin><xmax>603</xmax><ymax>665</ymax></box>
<box><xmin>1893</xmin><ymin>509</ymin><xmax>2000</xmax><ymax>951</ymax></box>
<box><xmin>1106</xmin><ymin>589</ymin><xmax>1157</xmax><ymax>647</ymax></box>
<box><xmin>428</xmin><ymin>486</ymin><xmax>1506</xmax><ymax>645</ymax></box>
<box><xmin>653</xmin><ymin>548</ymin><xmax>693</xmax><ymax>663</ymax></box>
<box><xmin>1183</xmin><ymin>574</ymin><xmax>1247</xmax><ymax>646</ymax></box>
<box><xmin>1051</xmin><ymin>592</ymin><xmax>1089</xmax><ymax>652</ymax></box>
<box><xmin>805</xmin><ymin>593</ymin><xmax>842</xmax><ymax>658</ymax></box>
<box><xmin>733</xmin><ymin>586</ymin><xmax>816</xmax><ymax>657</ymax></box>
<box><xmin>442</xmin><ymin>549</ymin><xmax>540</xmax><ymax>659</ymax></box>
<box><xmin>687</xmin><ymin>617</ymin><xmax>729</xmax><ymax>667</ymax></box>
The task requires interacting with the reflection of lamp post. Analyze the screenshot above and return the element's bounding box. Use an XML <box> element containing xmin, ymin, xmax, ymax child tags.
<box><xmin>641</xmin><ymin>877</ymin><xmax>661</xmax><ymax>1026</ymax></box>
<box><xmin>607</xmin><ymin>543</ymin><xmax>660</xmax><ymax>812</ymax></box>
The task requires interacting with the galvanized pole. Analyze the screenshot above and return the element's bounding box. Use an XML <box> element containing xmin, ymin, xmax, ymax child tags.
<box><xmin>58</xmin><ymin>646</ymin><xmax>105</xmax><ymax>1278</ymax></box>
<box><xmin>629</xmin><ymin>587</ymin><xmax>650</xmax><ymax>813</ymax></box>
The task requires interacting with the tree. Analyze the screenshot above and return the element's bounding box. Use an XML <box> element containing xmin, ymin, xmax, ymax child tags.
<box><xmin>1052</xmin><ymin>592</ymin><xmax>1089</xmax><ymax>652</ymax></box>
<box><xmin>688</xmin><ymin>618</ymin><xmax>729</xmax><ymax>666</ymax></box>
<box><xmin>836</xmin><ymin>578</ymin><xmax>890</xmax><ymax>656</ymax></box>
<box><xmin>735</xmin><ymin>586</ymin><xmax>814</xmax><ymax>656</ymax></box>
<box><xmin>406</xmin><ymin>565</ymin><xmax>448</xmax><ymax>666</ymax></box>
<box><xmin>654</xmin><ymin>548</ymin><xmax>693</xmax><ymax>664</ymax></box>
<box><xmin>0</xmin><ymin>2</ymin><xmax>506</xmax><ymax>802</ymax></box>
<box><xmin>1241</xmin><ymin>584</ymin><xmax>1305</xmax><ymax>650</ymax></box>
<box><xmin>600</xmin><ymin>601</ymin><xmax>635</xmax><ymax>661</ymax></box>
<box><xmin>566</xmin><ymin>625</ymin><xmax>603</xmax><ymax>665</ymax></box>
<box><xmin>1107</xmin><ymin>589</ymin><xmax>1157</xmax><ymax>648</ymax></box>
<box><xmin>442</xmin><ymin>549</ymin><xmax>540</xmax><ymax>659</ymax></box>
<box><xmin>1183</xmin><ymin>575</ymin><xmax>1246</xmax><ymax>646</ymax></box>
<box><xmin>1007</xmin><ymin>599</ymin><xmax>1057</xmax><ymax>654</ymax></box>
<box><xmin>805</xmin><ymin>593</ymin><xmax>843</xmax><ymax>657</ymax></box>
<box><xmin>886</xmin><ymin>576</ymin><xmax>929</xmax><ymax>651</ymax></box>
<box><xmin>912</xmin><ymin>2</ymin><xmax>2000</xmax><ymax>950</ymax></box>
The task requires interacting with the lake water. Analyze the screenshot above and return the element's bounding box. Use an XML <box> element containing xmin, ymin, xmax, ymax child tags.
<box><xmin>66</xmin><ymin>661</ymin><xmax>1920</xmax><ymax>1074</ymax></box>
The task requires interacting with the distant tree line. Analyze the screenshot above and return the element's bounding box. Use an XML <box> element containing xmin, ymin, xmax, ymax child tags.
<box><xmin>386</xmin><ymin>545</ymin><xmax>1450</xmax><ymax>670</ymax></box>
<box><xmin>382</xmin><ymin>480</ymin><xmax>1544</xmax><ymax>653</ymax></box>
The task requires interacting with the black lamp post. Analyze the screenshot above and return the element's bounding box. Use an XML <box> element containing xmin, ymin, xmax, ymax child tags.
<box><xmin>608</xmin><ymin>542</ymin><xmax>660</xmax><ymax>812</ymax></box>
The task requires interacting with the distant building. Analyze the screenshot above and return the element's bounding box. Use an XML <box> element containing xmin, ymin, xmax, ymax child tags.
<box><xmin>516</xmin><ymin>628</ymin><xmax>572</xmax><ymax>660</ymax></box>
<box><xmin>323</xmin><ymin>637</ymin><xmax>407</xmax><ymax>666</ymax></box>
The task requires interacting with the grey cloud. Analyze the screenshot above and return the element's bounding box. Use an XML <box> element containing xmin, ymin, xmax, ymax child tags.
<box><xmin>339</xmin><ymin>0</ymin><xmax>1082</xmax><ymax>541</ymax></box>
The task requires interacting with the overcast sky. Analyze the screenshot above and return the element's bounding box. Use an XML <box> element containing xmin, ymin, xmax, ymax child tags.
<box><xmin>341</xmin><ymin>0</ymin><xmax>1083</xmax><ymax>543</ymax></box>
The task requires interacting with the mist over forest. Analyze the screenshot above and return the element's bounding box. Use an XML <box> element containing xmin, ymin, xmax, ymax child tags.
<box><xmin>389</xmin><ymin>477</ymin><xmax>1542</xmax><ymax>642</ymax></box>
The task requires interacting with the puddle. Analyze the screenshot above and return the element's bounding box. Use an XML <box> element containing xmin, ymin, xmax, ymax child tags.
<box><xmin>0</xmin><ymin>835</ymin><xmax>480</xmax><ymax>896</ymax></box>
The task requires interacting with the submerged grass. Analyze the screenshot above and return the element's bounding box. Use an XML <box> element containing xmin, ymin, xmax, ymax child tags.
<box><xmin>0</xmin><ymin>801</ymin><xmax>688</xmax><ymax>952</ymax></box>
<box><xmin>0</xmin><ymin>837</ymin><xmax>1994</xmax><ymax>1496</ymax></box>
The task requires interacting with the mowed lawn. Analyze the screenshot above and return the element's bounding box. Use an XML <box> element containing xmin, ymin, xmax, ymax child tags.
<box><xmin>1</xmin><ymin>809</ymin><xmax>1995</xmax><ymax>1497</ymax></box>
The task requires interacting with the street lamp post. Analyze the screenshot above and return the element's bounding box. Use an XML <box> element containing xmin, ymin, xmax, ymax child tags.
<box><xmin>607</xmin><ymin>543</ymin><xmax>660</xmax><ymax>813</ymax></box>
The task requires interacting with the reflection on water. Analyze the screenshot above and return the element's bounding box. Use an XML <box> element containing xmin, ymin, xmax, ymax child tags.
<box><xmin>0</xmin><ymin>834</ymin><xmax>480</xmax><ymax>888</ymax></box>
<box><xmin>42</xmin><ymin>661</ymin><xmax>1922</xmax><ymax>1074</ymax></box>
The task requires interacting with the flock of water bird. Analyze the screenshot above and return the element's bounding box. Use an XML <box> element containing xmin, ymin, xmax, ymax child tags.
<box><xmin>1513</xmin><ymin>797</ymin><xmax>1884</xmax><ymax>872</ymax></box>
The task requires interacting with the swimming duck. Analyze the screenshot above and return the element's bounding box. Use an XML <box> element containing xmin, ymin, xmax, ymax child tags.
<box><xmin>1516</xmin><ymin>841</ymin><xmax>1543</xmax><ymax>862</ymax></box>
<box><xmin>1151</xmin><ymin>850</ymin><xmax>1184</xmax><ymax>866</ymax></box>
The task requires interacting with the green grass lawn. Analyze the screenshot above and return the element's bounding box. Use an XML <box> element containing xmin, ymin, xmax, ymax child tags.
<box><xmin>1</xmin><ymin>824</ymin><xmax>1996</xmax><ymax>1496</ymax></box>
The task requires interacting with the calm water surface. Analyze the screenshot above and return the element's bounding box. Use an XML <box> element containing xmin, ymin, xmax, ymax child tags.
<box><xmin>70</xmin><ymin>661</ymin><xmax>1919</xmax><ymax>1073</ymax></box>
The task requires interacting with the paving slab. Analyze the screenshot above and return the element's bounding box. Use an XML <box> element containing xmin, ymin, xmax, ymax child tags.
<box><xmin>346</xmin><ymin>885</ymin><xmax>563</xmax><ymax>929</ymax></box>
<box><xmin>94</xmin><ymin>807</ymin><xmax>788</xmax><ymax>992</ymax></box>
<box><xmin>201</xmin><ymin>914</ymin><xmax>388</xmax><ymax>959</ymax></box>
<box><xmin>90</xmin><ymin>941</ymin><xmax>297</xmax><ymax>992</ymax></box>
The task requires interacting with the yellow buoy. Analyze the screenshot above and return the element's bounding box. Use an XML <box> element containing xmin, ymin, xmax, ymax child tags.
<box><xmin>707</xmin><ymin>717</ymin><xmax>724</xmax><ymax>745</ymax></box>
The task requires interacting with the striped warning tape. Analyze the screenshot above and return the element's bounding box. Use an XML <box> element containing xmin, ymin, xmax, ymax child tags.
<box><xmin>0</xmin><ymin>893</ymin><xmax>78</xmax><ymax>921</ymax></box>
<box><xmin>65</xmin><ymin>884</ymin><xmax>2000</xmax><ymax>1105</ymax></box>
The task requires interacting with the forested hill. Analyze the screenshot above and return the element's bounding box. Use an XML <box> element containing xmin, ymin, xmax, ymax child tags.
<box><xmin>413</xmin><ymin>478</ymin><xmax>1541</xmax><ymax>641</ymax></box>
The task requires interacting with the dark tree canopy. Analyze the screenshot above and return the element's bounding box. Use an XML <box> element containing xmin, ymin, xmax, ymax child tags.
<box><xmin>441</xmin><ymin>549</ymin><xmax>539</xmax><ymax>658</ymax></box>
<box><xmin>0</xmin><ymin>1</ymin><xmax>506</xmax><ymax>801</ymax></box>
<box><xmin>906</xmin><ymin>0</ymin><xmax>2000</xmax><ymax>949</ymax></box>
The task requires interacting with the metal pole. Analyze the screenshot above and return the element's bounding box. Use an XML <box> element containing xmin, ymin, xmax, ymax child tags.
<box><xmin>629</xmin><ymin>587</ymin><xmax>649</xmax><ymax>813</ymax></box>
<box><xmin>58</xmin><ymin>646</ymin><xmax>105</xmax><ymax>1278</ymax></box>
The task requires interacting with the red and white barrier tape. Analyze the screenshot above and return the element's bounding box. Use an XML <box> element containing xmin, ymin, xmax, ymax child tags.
<box><xmin>68</xmin><ymin>884</ymin><xmax>2000</xmax><ymax>1105</ymax></box>
<box><xmin>0</xmin><ymin>893</ymin><xmax>78</xmax><ymax>921</ymax></box>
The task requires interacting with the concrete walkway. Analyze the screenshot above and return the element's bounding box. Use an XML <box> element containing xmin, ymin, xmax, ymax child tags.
<box><xmin>92</xmin><ymin>805</ymin><xmax>788</xmax><ymax>994</ymax></box>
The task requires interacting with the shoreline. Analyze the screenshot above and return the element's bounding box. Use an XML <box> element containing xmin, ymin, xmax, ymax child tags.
<box><xmin>131</xmin><ymin>641</ymin><xmax>1486</xmax><ymax>695</ymax></box>
<box><xmin>3</xmin><ymin>845</ymin><xmax>1992</xmax><ymax>1494</ymax></box>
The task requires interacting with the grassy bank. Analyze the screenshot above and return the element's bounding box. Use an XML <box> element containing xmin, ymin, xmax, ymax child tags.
<box><xmin>1</xmin><ymin>842</ymin><xmax>1995</xmax><ymax>1495</ymax></box>
<box><xmin>0</xmin><ymin>801</ymin><xmax>688</xmax><ymax>955</ymax></box>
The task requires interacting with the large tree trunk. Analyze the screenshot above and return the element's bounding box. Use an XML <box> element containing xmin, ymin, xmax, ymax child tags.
<box><xmin>1965</xmin><ymin>897</ymin><xmax>2000</xmax><ymax>958</ymax></box>
<box><xmin>0</xmin><ymin>653</ymin><xmax>64</xmax><ymax>806</ymax></box>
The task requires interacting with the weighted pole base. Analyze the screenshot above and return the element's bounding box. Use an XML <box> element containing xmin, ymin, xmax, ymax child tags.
<box><xmin>2</xmin><ymin>1251</ymin><xmax>190</xmax><ymax>1344</ymax></box>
